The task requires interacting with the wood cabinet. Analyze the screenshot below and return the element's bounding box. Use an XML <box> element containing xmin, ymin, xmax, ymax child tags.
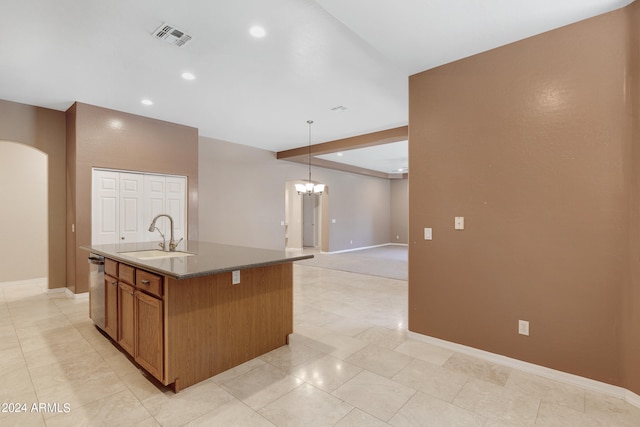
<box><xmin>99</xmin><ymin>257</ymin><xmax>292</xmax><ymax>392</ymax></box>
<box><xmin>135</xmin><ymin>290</ymin><xmax>163</xmax><ymax>379</ymax></box>
<box><xmin>104</xmin><ymin>273</ymin><xmax>119</xmax><ymax>340</ymax></box>
<box><xmin>118</xmin><ymin>282</ymin><xmax>135</xmax><ymax>355</ymax></box>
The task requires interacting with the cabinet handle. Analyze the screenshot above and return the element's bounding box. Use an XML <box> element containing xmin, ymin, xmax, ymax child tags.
<box><xmin>141</xmin><ymin>279</ymin><xmax>150</xmax><ymax>285</ymax></box>
<box><xmin>111</xmin><ymin>281</ymin><xmax>117</xmax><ymax>286</ymax></box>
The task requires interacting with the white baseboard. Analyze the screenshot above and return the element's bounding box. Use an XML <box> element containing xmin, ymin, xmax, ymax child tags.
<box><xmin>408</xmin><ymin>331</ymin><xmax>640</xmax><ymax>409</ymax></box>
<box><xmin>325</xmin><ymin>242</ymin><xmax>407</xmax><ymax>255</ymax></box>
<box><xmin>63</xmin><ymin>288</ymin><xmax>89</xmax><ymax>299</ymax></box>
<box><xmin>0</xmin><ymin>277</ymin><xmax>47</xmax><ymax>288</ymax></box>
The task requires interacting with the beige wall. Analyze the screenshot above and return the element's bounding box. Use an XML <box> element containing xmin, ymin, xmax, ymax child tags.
<box><xmin>409</xmin><ymin>4</ymin><xmax>638</xmax><ymax>392</ymax></box>
<box><xmin>390</xmin><ymin>179</ymin><xmax>408</xmax><ymax>244</ymax></box>
<box><xmin>0</xmin><ymin>99</ymin><xmax>66</xmax><ymax>289</ymax></box>
<box><xmin>198</xmin><ymin>136</ymin><xmax>392</xmax><ymax>252</ymax></box>
<box><xmin>67</xmin><ymin>102</ymin><xmax>199</xmax><ymax>293</ymax></box>
<box><xmin>0</xmin><ymin>141</ymin><xmax>47</xmax><ymax>282</ymax></box>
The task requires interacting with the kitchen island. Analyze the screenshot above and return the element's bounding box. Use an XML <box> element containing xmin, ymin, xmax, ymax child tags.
<box><xmin>81</xmin><ymin>241</ymin><xmax>312</xmax><ymax>392</ymax></box>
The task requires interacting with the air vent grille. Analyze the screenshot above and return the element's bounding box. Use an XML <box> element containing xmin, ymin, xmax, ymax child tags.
<box><xmin>152</xmin><ymin>23</ymin><xmax>192</xmax><ymax>47</ymax></box>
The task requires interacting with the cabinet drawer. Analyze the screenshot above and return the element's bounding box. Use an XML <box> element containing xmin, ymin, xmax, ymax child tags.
<box><xmin>136</xmin><ymin>270</ymin><xmax>163</xmax><ymax>298</ymax></box>
<box><xmin>104</xmin><ymin>258</ymin><xmax>118</xmax><ymax>277</ymax></box>
<box><xmin>119</xmin><ymin>263</ymin><xmax>135</xmax><ymax>284</ymax></box>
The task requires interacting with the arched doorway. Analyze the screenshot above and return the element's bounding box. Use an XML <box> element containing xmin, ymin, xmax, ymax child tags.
<box><xmin>0</xmin><ymin>141</ymin><xmax>48</xmax><ymax>285</ymax></box>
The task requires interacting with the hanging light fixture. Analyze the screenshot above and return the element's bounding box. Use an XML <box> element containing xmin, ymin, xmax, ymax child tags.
<box><xmin>296</xmin><ymin>120</ymin><xmax>325</xmax><ymax>195</ymax></box>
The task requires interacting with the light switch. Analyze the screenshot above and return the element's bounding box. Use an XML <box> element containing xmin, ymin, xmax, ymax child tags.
<box><xmin>232</xmin><ymin>270</ymin><xmax>240</xmax><ymax>285</ymax></box>
<box><xmin>424</xmin><ymin>228</ymin><xmax>432</xmax><ymax>240</ymax></box>
<box><xmin>455</xmin><ymin>217</ymin><xmax>464</xmax><ymax>230</ymax></box>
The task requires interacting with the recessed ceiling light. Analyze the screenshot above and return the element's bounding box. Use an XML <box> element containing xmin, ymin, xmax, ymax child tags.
<box><xmin>337</xmin><ymin>152</ymin><xmax>344</xmax><ymax>157</ymax></box>
<box><xmin>181</xmin><ymin>72</ymin><xmax>196</xmax><ymax>80</ymax></box>
<box><xmin>141</xmin><ymin>99</ymin><xmax>153</xmax><ymax>106</ymax></box>
<box><xmin>249</xmin><ymin>25</ymin><xmax>266</xmax><ymax>38</ymax></box>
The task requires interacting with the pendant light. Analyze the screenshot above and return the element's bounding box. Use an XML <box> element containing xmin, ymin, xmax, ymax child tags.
<box><xmin>296</xmin><ymin>120</ymin><xmax>325</xmax><ymax>195</ymax></box>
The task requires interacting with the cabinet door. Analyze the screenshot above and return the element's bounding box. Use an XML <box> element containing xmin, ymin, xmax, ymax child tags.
<box><xmin>118</xmin><ymin>282</ymin><xmax>136</xmax><ymax>356</ymax></box>
<box><xmin>135</xmin><ymin>291</ymin><xmax>163</xmax><ymax>381</ymax></box>
<box><xmin>104</xmin><ymin>274</ymin><xmax>119</xmax><ymax>340</ymax></box>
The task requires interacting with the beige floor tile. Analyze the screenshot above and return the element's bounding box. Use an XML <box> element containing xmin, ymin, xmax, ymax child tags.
<box><xmin>389</xmin><ymin>391</ymin><xmax>485</xmax><ymax>427</ymax></box>
<box><xmin>186</xmin><ymin>399</ymin><xmax>273</xmax><ymax>426</ymax></box>
<box><xmin>345</xmin><ymin>343</ymin><xmax>412</xmax><ymax>378</ymax></box>
<box><xmin>211</xmin><ymin>358</ymin><xmax>267</xmax><ymax>385</ymax></box>
<box><xmin>0</xmin><ymin>407</ymin><xmax>46</xmax><ymax>427</ymax></box>
<box><xmin>0</xmin><ymin>364</ymin><xmax>37</xmax><ymax>402</ymax></box>
<box><xmin>322</xmin><ymin>316</ymin><xmax>373</xmax><ymax>337</ymax></box>
<box><xmin>453</xmin><ymin>377</ymin><xmax>540</xmax><ymax>425</ymax></box>
<box><xmin>44</xmin><ymin>388</ymin><xmax>152</xmax><ymax>426</ymax></box>
<box><xmin>142</xmin><ymin>380</ymin><xmax>236</xmax><ymax>426</ymax></box>
<box><xmin>534</xmin><ymin>401</ymin><xmax>605</xmax><ymax>427</ymax></box>
<box><xmin>22</xmin><ymin>335</ymin><xmax>97</xmax><ymax>369</ymax></box>
<box><xmin>332</xmin><ymin>370</ymin><xmax>416</xmax><ymax>422</ymax></box>
<box><xmin>334</xmin><ymin>408</ymin><xmax>389</xmax><ymax>426</ymax></box>
<box><xmin>220</xmin><ymin>363</ymin><xmax>304</xmax><ymax>410</ymax></box>
<box><xmin>259</xmin><ymin>382</ymin><xmax>353</xmax><ymax>426</ymax></box>
<box><xmin>290</xmin><ymin>353</ymin><xmax>363</xmax><ymax>392</ymax></box>
<box><xmin>302</xmin><ymin>329</ymin><xmax>369</xmax><ymax>360</ymax></box>
<box><xmin>392</xmin><ymin>358</ymin><xmax>469</xmax><ymax>402</ymax></box>
<box><xmin>259</xmin><ymin>340</ymin><xmax>324</xmax><ymax>372</ymax></box>
<box><xmin>584</xmin><ymin>390</ymin><xmax>640</xmax><ymax>426</ymax></box>
<box><xmin>354</xmin><ymin>325</ymin><xmax>407</xmax><ymax>350</ymax></box>
<box><xmin>505</xmin><ymin>370</ymin><xmax>585</xmax><ymax>411</ymax></box>
<box><xmin>294</xmin><ymin>308</ymin><xmax>344</xmax><ymax>326</ymax></box>
<box><xmin>393</xmin><ymin>340</ymin><xmax>454</xmax><ymax>366</ymax></box>
<box><xmin>443</xmin><ymin>353</ymin><xmax>512</xmax><ymax>386</ymax></box>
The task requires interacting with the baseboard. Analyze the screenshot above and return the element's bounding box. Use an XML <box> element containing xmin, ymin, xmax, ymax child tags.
<box><xmin>408</xmin><ymin>331</ymin><xmax>640</xmax><ymax>409</ymax></box>
<box><xmin>325</xmin><ymin>242</ymin><xmax>407</xmax><ymax>254</ymax></box>
<box><xmin>63</xmin><ymin>288</ymin><xmax>89</xmax><ymax>299</ymax></box>
<box><xmin>0</xmin><ymin>277</ymin><xmax>47</xmax><ymax>288</ymax></box>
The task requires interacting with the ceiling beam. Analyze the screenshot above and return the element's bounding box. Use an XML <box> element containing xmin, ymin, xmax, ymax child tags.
<box><xmin>276</xmin><ymin>125</ymin><xmax>408</xmax><ymax>179</ymax></box>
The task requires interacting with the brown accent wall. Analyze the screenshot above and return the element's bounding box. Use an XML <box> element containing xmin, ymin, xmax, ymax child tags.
<box><xmin>67</xmin><ymin>102</ymin><xmax>198</xmax><ymax>293</ymax></box>
<box><xmin>624</xmin><ymin>0</ymin><xmax>640</xmax><ymax>397</ymax></box>
<box><xmin>409</xmin><ymin>5</ymin><xmax>637</xmax><ymax>391</ymax></box>
<box><xmin>0</xmin><ymin>99</ymin><xmax>66</xmax><ymax>289</ymax></box>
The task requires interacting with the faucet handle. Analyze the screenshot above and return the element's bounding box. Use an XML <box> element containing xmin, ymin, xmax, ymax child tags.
<box><xmin>170</xmin><ymin>238</ymin><xmax>183</xmax><ymax>251</ymax></box>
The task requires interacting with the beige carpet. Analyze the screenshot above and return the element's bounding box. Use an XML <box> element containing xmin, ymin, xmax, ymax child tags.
<box><xmin>296</xmin><ymin>245</ymin><xmax>408</xmax><ymax>281</ymax></box>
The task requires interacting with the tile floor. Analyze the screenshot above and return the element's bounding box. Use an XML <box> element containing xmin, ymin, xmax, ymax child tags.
<box><xmin>1</xmin><ymin>265</ymin><xmax>640</xmax><ymax>426</ymax></box>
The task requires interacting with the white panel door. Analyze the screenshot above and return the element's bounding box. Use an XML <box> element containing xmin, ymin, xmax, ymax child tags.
<box><xmin>165</xmin><ymin>176</ymin><xmax>187</xmax><ymax>242</ymax></box>
<box><xmin>92</xmin><ymin>169</ymin><xmax>187</xmax><ymax>245</ymax></box>
<box><xmin>92</xmin><ymin>170</ymin><xmax>119</xmax><ymax>245</ymax></box>
<box><xmin>144</xmin><ymin>174</ymin><xmax>167</xmax><ymax>242</ymax></box>
<box><xmin>119</xmin><ymin>173</ymin><xmax>144</xmax><ymax>243</ymax></box>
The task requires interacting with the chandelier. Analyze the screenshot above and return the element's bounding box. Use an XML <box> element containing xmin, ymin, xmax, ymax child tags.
<box><xmin>296</xmin><ymin>120</ymin><xmax>325</xmax><ymax>195</ymax></box>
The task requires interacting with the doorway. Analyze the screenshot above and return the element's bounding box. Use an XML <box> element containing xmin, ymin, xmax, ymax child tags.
<box><xmin>285</xmin><ymin>180</ymin><xmax>329</xmax><ymax>252</ymax></box>
<box><xmin>0</xmin><ymin>141</ymin><xmax>47</xmax><ymax>285</ymax></box>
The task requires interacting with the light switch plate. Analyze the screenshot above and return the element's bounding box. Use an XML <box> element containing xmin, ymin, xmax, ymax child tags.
<box><xmin>424</xmin><ymin>228</ymin><xmax>432</xmax><ymax>240</ymax></box>
<box><xmin>232</xmin><ymin>270</ymin><xmax>240</xmax><ymax>285</ymax></box>
<box><xmin>455</xmin><ymin>217</ymin><xmax>464</xmax><ymax>230</ymax></box>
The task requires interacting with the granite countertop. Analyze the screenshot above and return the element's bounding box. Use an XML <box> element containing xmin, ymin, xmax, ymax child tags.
<box><xmin>80</xmin><ymin>240</ymin><xmax>313</xmax><ymax>279</ymax></box>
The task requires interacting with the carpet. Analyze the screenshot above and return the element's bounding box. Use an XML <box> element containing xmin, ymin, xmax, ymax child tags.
<box><xmin>296</xmin><ymin>245</ymin><xmax>408</xmax><ymax>281</ymax></box>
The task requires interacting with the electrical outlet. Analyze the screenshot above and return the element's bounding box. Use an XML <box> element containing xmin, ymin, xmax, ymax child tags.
<box><xmin>518</xmin><ymin>320</ymin><xmax>529</xmax><ymax>336</ymax></box>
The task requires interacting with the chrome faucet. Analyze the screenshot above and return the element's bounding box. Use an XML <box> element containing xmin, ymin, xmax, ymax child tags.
<box><xmin>148</xmin><ymin>214</ymin><xmax>183</xmax><ymax>251</ymax></box>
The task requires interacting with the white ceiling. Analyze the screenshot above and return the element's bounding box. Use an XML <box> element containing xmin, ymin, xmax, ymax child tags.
<box><xmin>0</xmin><ymin>0</ymin><xmax>633</xmax><ymax>172</ymax></box>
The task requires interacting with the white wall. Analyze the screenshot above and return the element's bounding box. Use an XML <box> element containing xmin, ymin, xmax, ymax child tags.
<box><xmin>0</xmin><ymin>141</ymin><xmax>47</xmax><ymax>283</ymax></box>
<box><xmin>198</xmin><ymin>136</ymin><xmax>392</xmax><ymax>252</ymax></box>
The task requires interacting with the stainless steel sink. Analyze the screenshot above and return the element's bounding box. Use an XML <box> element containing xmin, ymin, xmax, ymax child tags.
<box><xmin>119</xmin><ymin>250</ymin><xmax>195</xmax><ymax>260</ymax></box>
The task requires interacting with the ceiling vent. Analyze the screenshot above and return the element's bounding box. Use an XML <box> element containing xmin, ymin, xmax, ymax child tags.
<box><xmin>152</xmin><ymin>23</ymin><xmax>192</xmax><ymax>47</ymax></box>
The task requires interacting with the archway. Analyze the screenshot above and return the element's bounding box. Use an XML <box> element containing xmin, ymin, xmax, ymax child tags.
<box><xmin>0</xmin><ymin>141</ymin><xmax>48</xmax><ymax>285</ymax></box>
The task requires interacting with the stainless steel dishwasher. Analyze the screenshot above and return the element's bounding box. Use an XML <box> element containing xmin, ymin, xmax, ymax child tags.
<box><xmin>88</xmin><ymin>254</ymin><xmax>105</xmax><ymax>331</ymax></box>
